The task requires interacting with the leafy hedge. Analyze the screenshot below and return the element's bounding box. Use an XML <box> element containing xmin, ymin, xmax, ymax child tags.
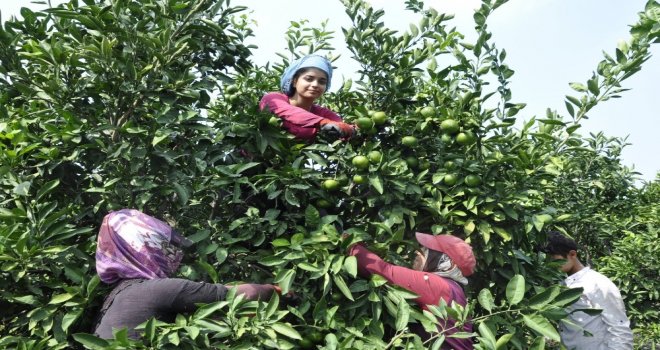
<box><xmin>1</xmin><ymin>0</ymin><xmax>659</xmax><ymax>349</ymax></box>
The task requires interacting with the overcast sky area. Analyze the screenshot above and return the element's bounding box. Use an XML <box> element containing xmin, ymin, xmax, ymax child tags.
<box><xmin>2</xmin><ymin>0</ymin><xmax>658</xmax><ymax>183</ymax></box>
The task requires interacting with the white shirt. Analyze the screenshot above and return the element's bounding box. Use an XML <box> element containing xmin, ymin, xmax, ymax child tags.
<box><xmin>560</xmin><ymin>267</ymin><xmax>633</xmax><ymax>350</ymax></box>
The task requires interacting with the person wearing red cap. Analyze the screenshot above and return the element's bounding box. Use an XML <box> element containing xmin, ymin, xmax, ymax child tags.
<box><xmin>346</xmin><ymin>232</ymin><xmax>475</xmax><ymax>349</ymax></box>
<box><xmin>259</xmin><ymin>55</ymin><xmax>355</xmax><ymax>141</ymax></box>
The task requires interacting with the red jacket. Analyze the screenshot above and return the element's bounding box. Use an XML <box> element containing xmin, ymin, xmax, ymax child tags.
<box><xmin>259</xmin><ymin>92</ymin><xmax>343</xmax><ymax>140</ymax></box>
<box><xmin>348</xmin><ymin>244</ymin><xmax>473</xmax><ymax>350</ymax></box>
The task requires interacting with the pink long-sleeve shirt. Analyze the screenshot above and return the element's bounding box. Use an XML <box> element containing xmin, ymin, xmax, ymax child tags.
<box><xmin>259</xmin><ymin>92</ymin><xmax>343</xmax><ymax>140</ymax></box>
<box><xmin>348</xmin><ymin>244</ymin><xmax>473</xmax><ymax>350</ymax></box>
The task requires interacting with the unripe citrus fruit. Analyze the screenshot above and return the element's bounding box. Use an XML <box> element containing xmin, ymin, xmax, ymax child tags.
<box><xmin>371</xmin><ymin>111</ymin><xmax>388</xmax><ymax>125</ymax></box>
<box><xmin>230</xmin><ymin>124</ymin><xmax>249</xmax><ymax>134</ymax></box>
<box><xmin>268</xmin><ymin>116</ymin><xmax>281</xmax><ymax>126</ymax></box>
<box><xmin>367</xmin><ymin>150</ymin><xmax>382</xmax><ymax>163</ymax></box>
<box><xmin>356</xmin><ymin>117</ymin><xmax>374</xmax><ymax>130</ymax></box>
<box><xmin>420</xmin><ymin>106</ymin><xmax>436</xmax><ymax>117</ymax></box>
<box><xmin>440</xmin><ymin>119</ymin><xmax>460</xmax><ymax>134</ymax></box>
<box><xmin>444</xmin><ymin>160</ymin><xmax>456</xmax><ymax>170</ymax></box>
<box><xmin>352</xmin><ymin>155</ymin><xmax>370</xmax><ymax>170</ymax></box>
<box><xmin>405</xmin><ymin>156</ymin><xmax>419</xmax><ymax>169</ymax></box>
<box><xmin>316</xmin><ymin>198</ymin><xmax>332</xmax><ymax>208</ymax></box>
<box><xmin>401</xmin><ymin>136</ymin><xmax>418</xmax><ymax>147</ymax></box>
<box><xmin>323</xmin><ymin>179</ymin><xmax>340</xmax><ymax>191</ymax></box>
<box><xmin>419</xmin><ymin>159</ymin><xmax>430</xmax><ymax>170</ymax></box>
<box><xmin>464</xmin><ymin>174</ymin><xmax>482</xmax><ymax>187</ymax></box>
<box><xmin>227</xmin><ymin>94</ymin><xmax>239</xmax><ymax>103</ymax></box>
<box><xmin>308</xmin><ymin>330</ymin><xmax>324</xmax><ymax>343</ymax></box>
<box><xmin>443</xmin><ymin>174</ymin><xmax>458</xmax><ymax>186</ymax></box>
<box><xmin>353</xmin><ymin>174</ymin><xmax>367</xmax><ymax>184</ymax></box>
<box><xmin>299</xmin><ymin>338</ymin><xmax>315</xmax><ymax>349</ymax></box>
<box><xmin>456</xmin><ymin>131</ymin><xmax>476</xmax><ymax>146</ymax></box>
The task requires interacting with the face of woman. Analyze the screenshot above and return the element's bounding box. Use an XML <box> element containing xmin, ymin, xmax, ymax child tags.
<box><xmin>292</xmin><ymin>68</ymin><xmax>328</xmax><ymax>100</ymax></box>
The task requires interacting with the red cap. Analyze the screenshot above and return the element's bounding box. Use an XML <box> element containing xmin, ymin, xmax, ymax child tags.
<box><xmin>415</xmin><ymin>232</ymin><xmax>476</xmax><ymax>276</ymax></box>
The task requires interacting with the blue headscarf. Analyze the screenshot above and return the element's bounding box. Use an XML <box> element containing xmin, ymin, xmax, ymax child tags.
<box><xmin>280</xmin><ymin>55</ymin><xmax>333</xmax><ymax>95</ymax></box>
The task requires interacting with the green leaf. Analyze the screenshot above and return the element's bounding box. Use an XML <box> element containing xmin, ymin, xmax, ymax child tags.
<box><xmin>495</xmin><ymin>333</ymin><xmax>513</xmax><ymax>349</ymax></box>
<box><xmin>62</xmin><ymin>310</ymin><xmax>81</xmax><ymax>332</ymax></box>
<box><xmin>370</xmin><ymin>274</ymin><xmax>389</xmax><ymax>287</ymax></box>
<box><xmin>73</xmin><ymin>333</ymin><xmax>110</xmax><ymax>350</ymax></box>
<box><xmin>271</xmin><ymin>323</ymin><xmax>302</xmax><ymax>340</ymax></box>
<box><xmin>477</xmin><ymin>288</ymin><xmax>495</xmax><ymax>312</ymax></box>
<box><xmin>529</xmin><ymin>336</ymin><xmax>546</xmax><ymax>350</ymax></box>
<box><xmin>13</xmin><ymin>181</ymin><xmax>31</xmax><ymax>196</ymax></box>
<box><xmin>569</xmin><ymin>82</ymin><xmax>587</xmax><ymax>92</ymax></box>
<box><xmin>193</xmin><ymin>319</ymin><xmax>231</xmax><ymax>334</ymax></box>
<box><xmin>493</xmin><ymin>227</ymin><xmax>511</xmax><ymax>241</ymax></box>
<box><xmin>505</xmin><ymin>274</ymin><xmax>525</xmax><ymax>305</ymax></box>
<box><xmin>565</xmin><ymin>100</ymin><xmax>575</xmax><ymax>117</ymax></box>
<box><xmin>369</xmin><ymin>175</ymin><xmax>384</xmax><ymax>194</ymax></box>
<box><xmin>215</xmin><ymin>248</ymin><xmax>228</xmax><ymax>264</ymax></box>
<box><xmin>297</xmin><ymin>262</ymin><xmax>322</xmax><ymax>272</ymax></box>
<box><xmin>552</xmin><ymin>287</ymin><xmax>583</xmax><ymax>307</ymax></box>
<box><xmin>587</xmin><ymin>75</ymin><xmax>600</xmax><ymax>95</ymax></box>
<box><xmin>185</xmin><ymin>326</ymin><xmax>200</xmax><ymax>340</ymax></box>
<box><xmin>478</xmin><ymin>322</ymin><xmax>496</xmax><ymax>347</ymax></box>
<box><xmin>324</xmin><ymin>333</ymin><xmax>339</xmax><ymax>349</ymax></box>
<box><xmin>145</xmin><ymin>317</ymin><xmax>156</xmax><ymax>345</ymax></box>
<box><xmin>528</xmin><ymin>285</ymin><xmax>560</xmax><ymax>310</ymax></box>
<box><xmin>566</xmin><ymin>95</ymin><xmax>581</xmax><ymax>107</ymax></box>
<box><xmin>49</xmin><ymin>293</ymin><xmax>74</xmax><ymax>304</ymax></box>
<box><xmin>305</xmin><ymin>205</ymin><xmax>320</xmax><ymax>227</ymax></box>
<box><xmin>13</xmin><ymin>295</ymin><xmax>39</xmax><ymax>305</ymax></box>
<box><xmin>571</xmin><ymin>307</ymin><xmax>603</xmax><ymax>316</ymax></box>
<box><xmin>394</xmin><ymin>296</ymin><xmax>410</xmax><ymax>331</ymax></box>
<box><xmin>343</xmin><ymin>256</ymin><xmax>357</xmax><ymax>278</ymax></box>
<box><xmin>151</xmin><ymin>133</ymin><xmax>170</xmax><ymax>146</ymax></box>
<box><xmin>284</xmin><ymin>188</ymin><xmax>300</xmax><ymax>207</ymax></box>
<box><xmin>274</xmin><ymin>269</ymin><xmax>296</xmax><ymax>294</ymax></box>
<box><xmin>522</xmin><ymin>313</ymin><xmax>560</xmax><ymax>342</ymax></box>
<box><xmin>193</xmin><ymin>301</ymin><xmax>225</xmax><ymax>320</ymax></box>
<box><xmin>36</xmin><ymin>180</ymin><xmax>60</xmax><ymax>201</ymax></box>
<box><xmin>172</xmin><ymin>182</ymin><xmax>190</xmax><ymax>205</ymax></box>
<box><xmin>332</xmin><ymin>274</ymin><xmax>354</xmax><ymax>301</ymax></box>
<box><xmin>87</xmin><ymin>275</ymin><xmax>100</xmax><ymax>297</ymax></box>
<box><xmin>464</xmin><ymin>220</ymin><xmax>475</xmax><ymax>234</ymax></box>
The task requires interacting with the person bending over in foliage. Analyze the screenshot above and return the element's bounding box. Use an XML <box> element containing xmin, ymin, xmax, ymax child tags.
<box><xmin>93</xmin><ymin>209</ymin><xmax>281</xmax><ymax>340</ymax></box>
<box><xmin>543</xmin><ymin>231</ymin><xmax>633</xmax><ymax>350</ymax></box>
<box><xmin>259</xmin><ymin>54</ymin><xmax>355</xmax><ymax>141</ymax></box>
<box><xmin>345</xmin><ymin>232</ymin><xmax>475</xmax><ymax>349</ymax></box>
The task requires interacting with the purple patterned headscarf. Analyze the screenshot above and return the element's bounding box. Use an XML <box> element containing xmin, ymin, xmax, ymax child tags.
<box><xmin>96</xmin><ymin>209</ymin><xmax>191</xmax><ymax>284</ymax></box>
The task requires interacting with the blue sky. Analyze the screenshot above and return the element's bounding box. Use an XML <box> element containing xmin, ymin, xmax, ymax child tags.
<box><xmin>2</xmin><ymin>0</ymin><xmax>658</xmax><ymax>182</ymax></box>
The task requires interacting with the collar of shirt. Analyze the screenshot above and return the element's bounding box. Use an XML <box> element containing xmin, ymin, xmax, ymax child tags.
<box><xmin>564</xmin><ymin>266</ymin><xmax>591</xmax><ymax>286</ymax></box>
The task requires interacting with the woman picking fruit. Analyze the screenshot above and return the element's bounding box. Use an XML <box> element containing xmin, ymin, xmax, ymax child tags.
<box><xmin>345</xmin><ymin>232</ymin><xmax>475</xmax><ymax>349</ymax></box>
<box><xmin>93</xmin><ymin>209</ymin><xmax>284</xmax><ymax>339</ymax></box>
<box><xmin>259</xmin><ymin>55</ymin><xmax>355</xmax><ymax>141</ymax></box>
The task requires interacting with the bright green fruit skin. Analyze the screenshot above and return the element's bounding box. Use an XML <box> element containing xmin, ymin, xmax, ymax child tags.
<box><xmin>402</xmin><ymin>136</ymin><xmax>418</xmax><ymax>147</ymax></box>
<box><xmin>440</xmin><ymin>119</ymin><xmax>460</xmax><ymax>134</ymax></box>
<box><xmin>352</xmin><ymin>155</ymin><xmax>370</xmax><ymax>170</ymax></box>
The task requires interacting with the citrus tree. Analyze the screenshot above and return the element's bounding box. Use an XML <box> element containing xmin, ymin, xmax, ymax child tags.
<box><xmin>1</xmin><ymin>0</ymin><xmax>659</xmax><ymax>349</ymax></box>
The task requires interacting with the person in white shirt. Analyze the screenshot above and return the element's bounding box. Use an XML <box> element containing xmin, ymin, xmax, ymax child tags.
<box><xmin>544</xmin><ymin>231</ymin><xmax>633</xmax><ymax>350</ymax></box>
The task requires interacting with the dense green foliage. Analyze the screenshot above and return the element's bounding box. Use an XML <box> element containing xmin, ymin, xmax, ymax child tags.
<box><xmin>1</xmin><ymin>0</ymin><xmax>658</xmax><ymax>349</ymax></box>
<box><xmin>596</xmin><ymin>176</ymin><xmax>660</xmax><ymax>347</ymax></box>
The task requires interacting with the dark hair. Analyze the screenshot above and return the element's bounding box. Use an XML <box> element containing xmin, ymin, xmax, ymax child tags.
<box><xmin>422</xmin><ymin>249</ymin><xmax>445</xmax><ymax>273</ymax></box>
<box><xmin>286</xmin><ymin>67</ymin><xmax>327</xmax><ymax>97</ymax></box>
<box><xmin>543</xmin><ymin>231</ymin><xmax>579</xmax><ymax>257</ymax></box>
